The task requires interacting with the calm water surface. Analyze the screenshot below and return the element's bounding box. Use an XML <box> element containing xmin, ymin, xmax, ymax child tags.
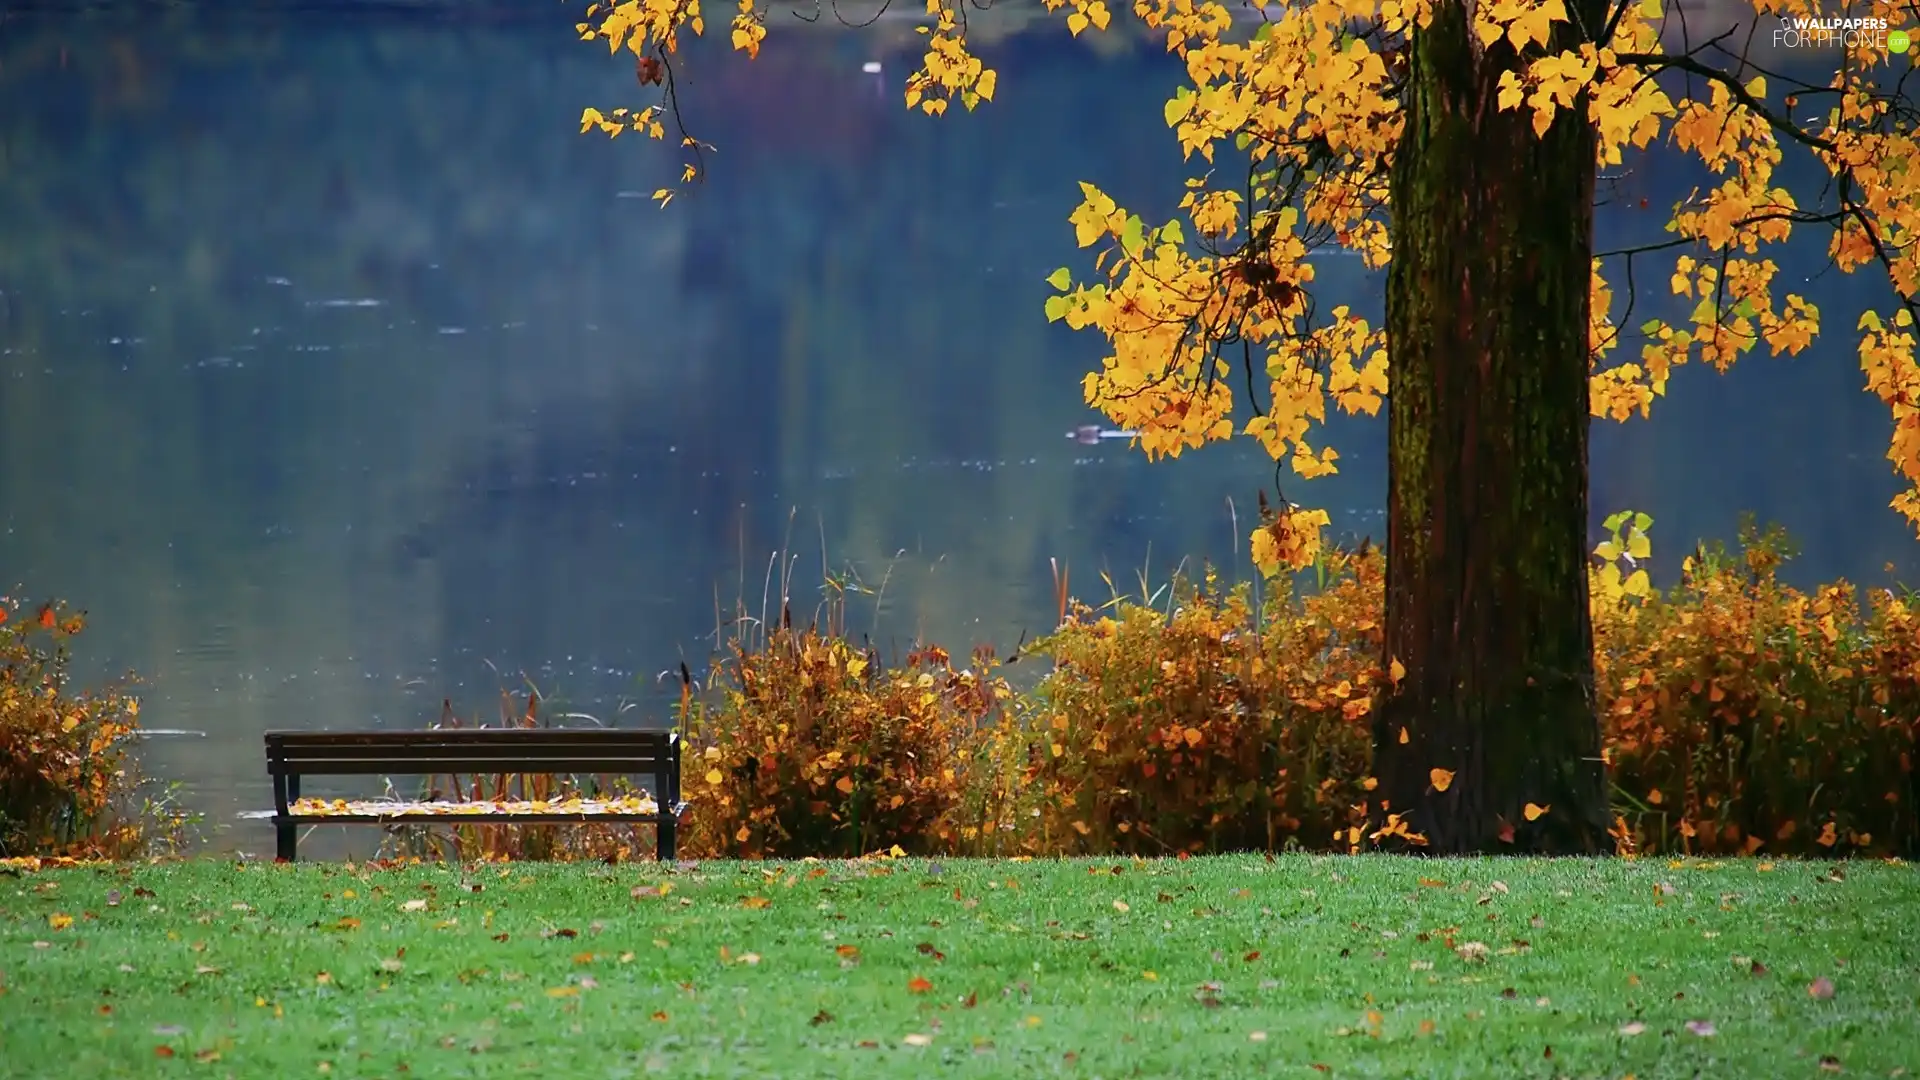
<box><xmin>0</xmin><ymin>11</ymin><xmax>1911</xmax><ymax>851</ymax></box>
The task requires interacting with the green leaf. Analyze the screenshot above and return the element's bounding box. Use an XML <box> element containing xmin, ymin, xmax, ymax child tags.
<box><xmin>1689</xmin><ymin>298</ymin><xmax>1717</xmax><ymax>325</ymax></box>
<box><xmin>1731</xmin><ymin>297</ymin><xmax>1757</xmax><ymax>319</ymax></box>
<box><xmin>1046</xmin><ymin>267</ymin><xmax>1074</xmax><ymax>291</ymax></box>
<box><xmin>1639</xmin><ymin>318</ymin><xmax>1665</xmax><ymax>335</ymax></box>
<box><xmin>1235</xmin><ymin>132</ymin><xmax>1253</xmax><ymax>152</ymax></box>
<box><xmin>1120</xmin><ymin>215</ymin><xmax>1145</xmax><ymax>252</ymax></box>
<box><xmin>1163</xmin><ymin>88</ymin><xmax>1191</xmax><ymax>128</ymax></box>
<box><xmin>1044</xmin><ymin>295</ymin><xmax>1070</xmax><ymax>323</ymax></box>
<box><xmin>1160</xmin><ymin>220</ymin><xmax>1185</xmax><ymax>245</ymax></box>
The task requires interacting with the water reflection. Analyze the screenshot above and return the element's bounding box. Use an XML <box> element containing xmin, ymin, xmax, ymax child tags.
<box><xmin>0</xmin><ymin>12</ymin><xmax>1910</xmax><ymax>848</ymax></box>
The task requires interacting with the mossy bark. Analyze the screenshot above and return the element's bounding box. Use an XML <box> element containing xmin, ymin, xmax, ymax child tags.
<box><xmin>1375</xmin><ymin>0</ymin><xmax>1612</xmax><ymax>854</ymax></box>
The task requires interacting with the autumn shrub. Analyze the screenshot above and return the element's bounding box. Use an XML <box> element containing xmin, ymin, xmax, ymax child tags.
<box><xmin>998</xmin><ymin>553</ymin><xmax>1382</xmax><ymax>856</ymax></box>
<box><xmin>973</xmin><ymin>514</ymin><xmax>1916</xmax><ymax>859</ymax></box>
<box><xmin>0</xmin><ymin>598</ymin><xmax>153</xmax><ymax>858</ymax></box>
<box><xmin>1592</xmin><ymin>514</ymin><xmax>1920</xmax><ymax>858</ymax></box>
<box><xmin>676</xmin><ymin>587</ymin><xmax>1013</xmax><ymax>860</ymax></box>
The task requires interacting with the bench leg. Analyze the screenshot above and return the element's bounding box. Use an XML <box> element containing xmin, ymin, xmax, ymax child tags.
<box><xmin>657</xmin><ymin>815</ymin><xmax>677</xmax><ymax>863</ymax></box>
<box><xmin>277</xmin><ymin>822</ymin><xmax>297</xmax><ymax>863</ymax></box>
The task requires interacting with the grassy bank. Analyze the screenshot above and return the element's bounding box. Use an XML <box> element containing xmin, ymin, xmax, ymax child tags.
<box><xmin>1</xmin><ymin>856</ymin><xmax>1914</xmax><ymax>1078</ymax></box>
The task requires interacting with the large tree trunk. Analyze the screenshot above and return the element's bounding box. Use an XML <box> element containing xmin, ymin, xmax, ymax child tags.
<box><xmin>1374</xmin><ymin>0</ymin><xmax>1612</xmax><ymax>854</ymax></box>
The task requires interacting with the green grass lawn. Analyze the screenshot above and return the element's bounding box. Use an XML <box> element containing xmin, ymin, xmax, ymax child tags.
<box><xmin>1</xmin><ymin>854</ymin><xmax>1914</xmax><ymax>1079</ymax></box>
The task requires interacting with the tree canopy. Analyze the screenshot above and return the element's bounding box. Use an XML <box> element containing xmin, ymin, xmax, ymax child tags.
<box><xmin>578</xmin><ymin>0</ymin><xmax>1918</xmax><ymax>576</ymax></box>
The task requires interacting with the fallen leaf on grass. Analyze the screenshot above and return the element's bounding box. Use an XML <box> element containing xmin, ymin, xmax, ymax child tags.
<box><xmin>546</xmin><ymin>986</ymin><xmax>579</xmax><ymax>999</ymax></box>
<box><xmin>740</xmin><ymin>896</ymin><xmax>771</xmax><ymax>910</ymax></box>
<box><xmin>1685</xmin><ymin>1020</ymin><xmax>1716</xmax><ymax>1037</ymax></box>
<box><xmin>907</xmin><ymin>975</ymin><xmax>933</xmax><ymax>993</ymax></box>
<box><xmin>1618</xmin><ymin>1021</ymin><xmax>1647</xmax><ymax>1036</ymax></box>
<box><xmin>1819</xmin><ymin>1056</ymin><xmax>1842</xmax><ymax>1072</ymax></box>
<box><xmin>400</xmin><ymin>899</ymin><xmax>428</xmax><ymax>913</ymax></box>
<box><xmin>809</xmin><ymin>1010</ymin><xmax>833</xmax><ymax>1026</ymax></box>
<box><xmin>1112</xmin><ymin>900</ymin><xmax>1130</xmax><ymax>913</ymax></box>
<box><xmin>902</xmin><ymin>1033</ymin><xmax>933</xmax><ymax>1047</ymax></box>
<box><xmin>1248</xmin><ymin>1031</ymin><xmax>1267</xmax><ymax>1042</ymax></box>
<box><xmin>47</xmin><ymin>913</ymin><xmax>72</xmax><ymax>931</ymax></box>
<box><xmin>1808</xmin><ymin>977</ymin><xmax>1836</xmax><ymax>1000</ymax></box>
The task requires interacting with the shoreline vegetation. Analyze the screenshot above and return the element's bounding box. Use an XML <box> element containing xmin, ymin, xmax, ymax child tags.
<box><xmin>5</xmin><ymin>512</ymin><xmax>1915</xmax><ymax>865</ymax></box>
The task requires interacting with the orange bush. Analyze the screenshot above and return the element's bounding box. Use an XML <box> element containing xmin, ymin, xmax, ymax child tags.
<box><xmin>0</xmin><ymin>598</ymin><xmax>147</xmax><ymax>857</ymax></box>
<box><xmin>1002</xmin><ymin>555</ymin><xmax>1381</xmax><ymax>856</ymax></box>
<box><xmin>676</xmin><ymin>613</ymin><xmax>1012</xmax><ymax>859</ymax></box>
<box><xmin>1593</xmin><ymin>515</ymin><xmax>1919</xmax><ymax>857</ymax></box>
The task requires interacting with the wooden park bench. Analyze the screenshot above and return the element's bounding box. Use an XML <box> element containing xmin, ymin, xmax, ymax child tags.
<box><xmin>264</xmin><ymin>728</ymin><xmax>686</xmax><ymax>862</ymax></box>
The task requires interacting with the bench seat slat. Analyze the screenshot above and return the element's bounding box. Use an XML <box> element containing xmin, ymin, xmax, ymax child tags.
<box><xmin>274</xmin><ymin>810</ymin><xmax>686</xmax><ymax>825</ymax></box>
<box><xmin>269</xmin><ymin>757</ymin><xmax>666</xmax><ymax>775</ymax></box>
<box><xmin>275</xmin><ymin>798</ymin><xmax>689</xmax><ymax>824</ymax></box>
<box><xmin>266</xmin><ymin>729</ymin><xmax>666</xmax><ymax>744</ymax></box>
<box><xmin>267</xmin><ymin>735</ymin><xmax>665</xmax><ymax>751</ymax></box>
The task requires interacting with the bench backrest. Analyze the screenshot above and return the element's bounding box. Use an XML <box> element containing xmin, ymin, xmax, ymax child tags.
<box><xmin>265</xmin><ymin>729</ymin><xmax>680</xmax><ymax>796</ymax></box>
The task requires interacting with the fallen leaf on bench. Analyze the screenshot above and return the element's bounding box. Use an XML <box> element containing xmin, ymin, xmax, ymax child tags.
<box><xmin>288</xmin><ymin>796</ymin><xmax>660</xmax><ymax>818</ymax></box>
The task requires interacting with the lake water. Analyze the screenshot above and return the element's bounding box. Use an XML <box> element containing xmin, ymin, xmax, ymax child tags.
<box><xmin>1</xmin><ymin>8</ymin><xmax>1912</xmax><ymax>853</ymax></box>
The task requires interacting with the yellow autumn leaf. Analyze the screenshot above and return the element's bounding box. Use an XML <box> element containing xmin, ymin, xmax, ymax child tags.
<box><xmin>835</xmin><ymin>775</ymin><xmax>855</xmax><ymax>795</ymax></box>
<box><xmin>1524</xmin><ymin>802</ymin><xmax>1550</xmax><ymax>822</ymax></box>
<box><xmin>1430</xmin><ymin>768</ymin><xmax>1455</xmax><ymax>793</ymax></box>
